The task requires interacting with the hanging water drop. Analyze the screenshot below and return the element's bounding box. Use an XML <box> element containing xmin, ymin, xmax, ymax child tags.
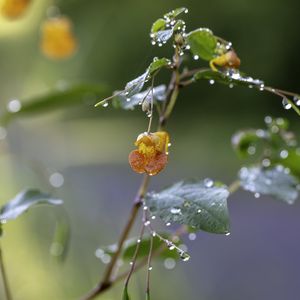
<box><xmin>209</xmin><ymin>79</ymin><xmax>215</xmax><ymax>85</ymax></box>
<box><xmin>193</xmin><ymin>55</ymin><xmax>199</xmax><ymax>60</ymax></box>
<box><xmin>282</xmin><ymin>98</ymin><xmax>292</xmax><ymax>110</ymax></box>
<box><xmin>166</xmin><ymin>222</ymin><xmax>171</xmax><ymax>227</ymax></box>
<box><xmin>293</xmin><ymin>96</ymin><xmax>300</xmax><ymax>106</ymax></box>
<box><xmin>254</xmin><ymin>192</ymin><xmax>260</xmax><ymax>198</ymax></box>
<box><xmin>102</xmin><ymin>101</ymin><xmax>108</xmax><ymax>108</ymax></box>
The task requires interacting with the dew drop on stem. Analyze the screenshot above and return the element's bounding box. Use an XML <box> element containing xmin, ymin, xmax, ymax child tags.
<box><xmin>282</xmin><ymin>98</ymin><xmax>292</xmax><ymax>110</ymax></box>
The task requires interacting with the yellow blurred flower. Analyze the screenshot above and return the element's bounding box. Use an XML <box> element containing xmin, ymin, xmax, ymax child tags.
<box><xmin>129</xmin><ymin>131</ymin><xmax>170</xmax><ymax>176</ymax></box>
<box><xmin>1</xmin><ymin>0</ymin><xmax>31</xmax><ymax>19</ymax></box>
<box><xmin>40</xmin><ymin>16</ymin><xmax>77</xmax><ymax>60</ymax></box>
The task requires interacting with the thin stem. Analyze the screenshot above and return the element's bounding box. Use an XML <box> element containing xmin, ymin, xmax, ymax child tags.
<box><xmin>147</xmin><ymin>78</ymin><xmax>155</xmax><ymax>133</ymax></box>
<box><xmin>81</xmin><ymin>175</ymin><xmax>149</xmax><ymax>300</ymax></box>
<box><xmin>228</xmin><ymin>180</ymin><xmax>241</xmax><ymax>194</ymax></box>
<box><xmin>124</xmin><ymin>216</ymin><xmax>146</xmax><ymax>288</ymax></box>
<box><xmin>264</xmin><ymin>86</ymin><xmax>300</xmax><ymax>116</ymax></box>
<box><xmin>145</xmin><ymin>232</ymin><xmax>154</xmax><ymax>299</ymax></box>
<box><xmin>0</xmin><ymin>244</ymin><xmax>12</xmax><ymax>300</ymax></box>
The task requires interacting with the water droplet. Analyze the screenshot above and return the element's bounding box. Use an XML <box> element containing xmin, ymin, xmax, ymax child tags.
<box><xmin>126</xmin><ymin>98</ymin><xmax>130</xmax><ymax>102</ymax></box>
<box><xmin>209</xmin><ymin>79</ymin><xmax>215</xmax><ymax>85</ymax></box>
<box><xmin>129</xmin><ymin>261</ymin><xmax>133</xmax><ymax>265</ymax></box>
<box><xmin>151</xmin><ymin>215</ymin><xmax>156</xmax><ymax>220</ymax></box>
<box><xmin>144</xmin><ymin>221</ymin><xmax>151</xmax><ymax>226</ymax></box>
<box><xmin>152</xmin><ymin>231</ymin><xmax>157</xmax><ymax>237</ymax></box>
<box><xmin>188</xmin><ymin>233</ymin><xmax>196</xmax><ymax>241</ymax></box>
<box><xmin>254</xmin><ymin>192</ymin><xmax>260</xmax><ymax>198</ymax></box>
<box><xmin>262</xmin><ymin>158</ymin><xmax>271</xmax><ymax>167</ymax></box>
<box><xmin>166</xmin><ymin>222</ymin><xmax>171</xmax><ymax>227</ymax></box>
<box><xmin>280</xmin><ymin>149</ymin><xmax>289</xmax><ymax>159</ymax></box>
<box><xmin>293</xmin><ymin>96</ymin><xmax>300</xmax><ymax>106</ymax></box>
<box><xmin>101</xmin><ymin>254</ymin><xmax>111</xmax><ymax>264</ymax></box>
<box><xmin>168</xmin><ymin>143</ymin><xmax>172</xmax><ymax>147</ymax></box>
<box><xmin>151</xmin><ymin>40</ymin><xmax>156</xmax><ymax>45</ymax></box>
<box><xmin>247</xmin><ymin>146</ymin><xmax>256</xmax><ymax>155</ymax></box>
<box><xmin>7</xmin><ymin>99</ymin><xmax>21</xmax><ymax>113</ymax></box>
<box><xmin>229</xmin><ymin>83</ymin><xmax>234</xmax><ymax>88</ymax></box>
<box><xmin>185</xmin><ymin>44</ymin><xmax>190</xmax><ymax>50</ymax></box>
<box><xmin>164</xmin><ymin>258</ymin><xmax>176</xmax><ymax>270</ymax></box>
<box><xmin>259</xmin><ymin>84</ymin><xmax>265</xmax><ymax>91</ymax></box>
<box><xmin>184</xmin><ymin>8</ymin><xmax>189</xmax><ymax>13</ymax></box>
<box><xmin>170</xmin><ymin>208</ymin><xmax>181</xmax><ymax>214</ymax></box>
<box><xmin>158</xmin><ymin>43</ymin><xmax>163</xmax><ymax>47</ymax></box>
<box><xmin>264</xmin><ymin>116</ymin><xmax>272</xmax><ymax>124</ymax></box>
<box><xmin>102</xmin><ymin>101</ymin><xmax>108</xmax><ymax>107</ymax></box>
<box><xmin>193</xmin><ymin>55</ymin><xmax>199</xmax><ymax>60</ymax></box>
<box><xmin>49</xmin><ymin>172</ymin><xmax>64</xmax><ymax>188</ymax></box>
<box><xmin>143</xmin><ymin>206</ymin><xmax>148</xmax><ymax>210</ymax></box>
<box><xmin>137</xmin><ymin>239</ymin><xmax>141</xmax><ymax>243</ymax></box>
<box><xmin>225</xmin><ymin>232</ymin><xmax>231</xmax><ymax>236</ymax></box>
<box><xmin>248</xmin><ymin>84</ymin><xmax>253</xmax><ymax>88</ymax></box>
<box><xmin>148</xmin><ymin>266</ymin><xmax>153</xmax><ymax>271</ymax></box>
<box><xmin>282</xmin><ymin>98</ymin><xmax>292</xmax><ymax>110</ymax></box>
<box><xmin>204</xmin><ymin>178</ymin><xmax>214</xmax><ymax>188</ymax></box>
<box><xmin>0</xmin><ymin>127</ymin><xmax>7</xmax><ymax>140</ymax></box>
<box><xmin>197</xmin><ymin>209</ymin><xmax>202</xmax><ymax>213</ymax></box>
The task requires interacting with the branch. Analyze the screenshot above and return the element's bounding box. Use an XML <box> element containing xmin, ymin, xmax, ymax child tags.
<box><xmin>0</xmin><ymin>243</ymin><xmax>12</xmax><ymax>300</ymax></box>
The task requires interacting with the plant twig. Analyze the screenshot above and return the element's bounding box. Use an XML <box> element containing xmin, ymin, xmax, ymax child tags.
<box><xmin>0</xmin><ymin>244</ymin><xmax>12</xmax><ymax>300</ymax></box>
<box><xmin>81</xmin><ymin>175</ymin><xmax>149</xmax><ymax>300</ymax></box>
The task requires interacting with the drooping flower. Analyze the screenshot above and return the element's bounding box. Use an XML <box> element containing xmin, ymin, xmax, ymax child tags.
<box><xmin>1</xmin><ymin>0</ymin><xmax>31</xmax><ymax>19</ymax></box>
<box><xmin>40</xmin><ymin>16</ymin><xmax>77</xmax><ymax>60</ymax></box>
<box><xmin>129</xmin><ymin>131</ymin><xmax>170</xmax><ymax>176</ymax></box>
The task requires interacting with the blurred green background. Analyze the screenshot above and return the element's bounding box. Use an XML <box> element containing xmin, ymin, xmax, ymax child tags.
<box><xmin>0</xmin><ymin>0</ymin><xmax>300</xmax><ymax>299</ymax></box>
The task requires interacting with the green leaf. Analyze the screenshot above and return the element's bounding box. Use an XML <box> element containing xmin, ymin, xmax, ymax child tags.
<box><xmin>124</xmin><ymin>70</ymin><xmax>149</xmax><ymax>98</ymax></box>
<box><xmin>239</xmin><ymin>166</ymin><xmax>299</xmax><ymax>204</ymax></box>
<box><xmin>0</xmin><ymin>189</ymin><xmax>63</xmax><ymax>222</ymax></box>
<box><xmin>277</xmin><ymin>149</ymin><xmax>300</xmax><ymax>180</ymax></box>
<box><xmin>0</xmin><ymin>84</ymin><xmax>108</xmax><ymax>125</ymax></box>
<box><xmin>97</xmin><ymin>234</ymin><xmax>181</xmax><ymax>261</ymax></box>
<box><xmin>154</xmin><ymin>29</ymin><xmax>174</xmax><ymax>43</ymax></box>
<box><xmin>112</xmin><ymin>85</ymin><xmax>166</xmax><ymax>110</ymax></box>
<box><xmin>194</xmin><ymin>69</ymin><xmax>264</xmax><ymax>88</ymax></box>
<box><xmin>151</xmin><ymin>18</ymin><xmax>166</xmax><ymax>34</ymax></box>
<box><xmin>122</xmin><ymin>286</ymin><xmax>131</xmax><ymax>300</ymax></box>
<box><xmin>164</xmin><ymin>7</ymin><xmax>187</xmax><ymax>19</ymax></box>
<box><xmin>148</xmin><ymin>58</ymin><xmax>171</xmax><ymax>75</ymax></box>
<box><xmin>145</xmin><ymin>180</ymin><xmax>230</xmax><ymax>234</ymax></box>
<box><xmin>186</xmin><ymin>28</ymin><xmax>218</xmax><ymax>61</ymax></box>
<box><xmin>232</xmin><ymin>129</ymin><xmax>268</xmax><ymax>158</ymax></box>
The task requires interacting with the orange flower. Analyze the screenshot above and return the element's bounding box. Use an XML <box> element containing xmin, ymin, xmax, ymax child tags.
<box><xmin>1</xmin><ymin>0</ymin><xmax>31</xmax><ymax>19</ymax></box>
<box><xmin>40</xmin><ymin>16</ymin><xmax>77</xmax><ymax>60</ymax></box>
<box><xmin>129</xmin><ymin>131</ymin><xmax>170</xmax><ymax>176</ymax></box>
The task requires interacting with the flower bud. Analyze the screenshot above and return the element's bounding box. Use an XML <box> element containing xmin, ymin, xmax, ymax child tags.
<box><xmin>1</xmin><ymin>0</ymin><xmax>31</xmax><ymax>19</ymax></box>
<box><xmin>40</xmin><ymin>16</ymin><xmax>77</xmax><ymax>60</ymax></box>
